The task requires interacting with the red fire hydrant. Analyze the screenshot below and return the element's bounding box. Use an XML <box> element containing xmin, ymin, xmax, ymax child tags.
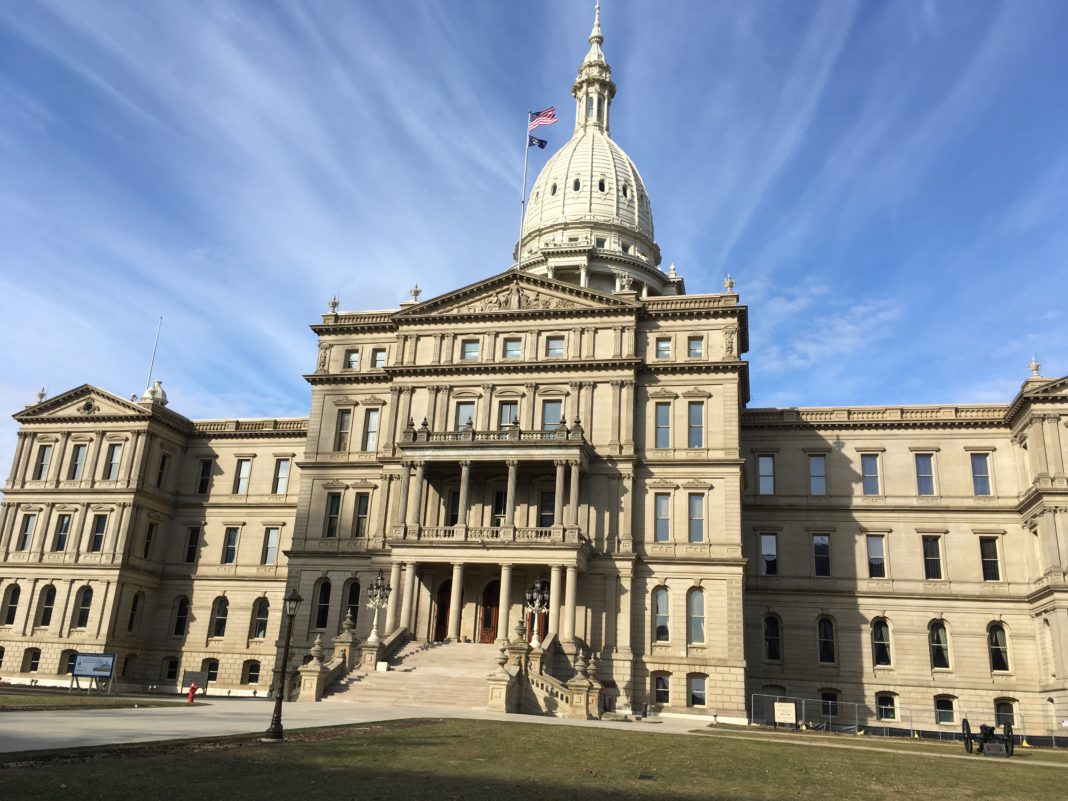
<box><xmin>186</xmin><ymin>682</ymin><xmax>198</xmax><ymax>704</ymax></box>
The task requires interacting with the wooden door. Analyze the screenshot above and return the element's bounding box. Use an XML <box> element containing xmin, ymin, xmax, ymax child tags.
<box><xmin>479</xmin><ymin>580</ymin><xmax>500</xmax><ymax>643</ymax></box>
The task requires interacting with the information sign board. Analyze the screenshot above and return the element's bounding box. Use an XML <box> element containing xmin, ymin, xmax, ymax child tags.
<box><xmin>773</xmin><ymin>701</ymin><xmax>797</xmax><ymax>725</ymax></box>
<box><xmin>72</xmin><ymin>653</ymin><xmax>116</xmax><ymax>679</ymax></box>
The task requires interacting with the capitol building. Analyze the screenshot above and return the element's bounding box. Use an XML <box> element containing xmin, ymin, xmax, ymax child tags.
<box><xmin>1</xmin><ymin>8</ymin><xmax>1066</xmax><ymax>739</ymax></box>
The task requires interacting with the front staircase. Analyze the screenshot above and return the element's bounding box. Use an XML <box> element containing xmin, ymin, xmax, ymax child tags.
<box><xmin>324</xmin><ymin>641</ymin><xmax>500</xmax><ymax>709</ymax></box>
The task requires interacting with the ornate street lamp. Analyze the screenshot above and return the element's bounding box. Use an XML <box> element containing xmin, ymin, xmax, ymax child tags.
<box><xmin>365</xmin><ymin>570</ymin><xmax>392</xmax><ymax>645</ymax></box>
<box><xmin>524</xmin><ymin>580</ymin><xmax>549</xmax><ymax>648</ymax></box>
<box><xmin>263</xmin><ymin>588</ymin><xmax>302</xmax><ymax>742</ymax></box>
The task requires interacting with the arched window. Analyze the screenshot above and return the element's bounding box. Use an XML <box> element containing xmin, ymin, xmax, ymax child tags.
<box><xmin>817</xmin><ymin>617</ymin><xmax>836</xmax><ymax>663</ymax></box>
<box><xmin>652</xmin><ymin>587</ymin><xmax>669</xmax><ymax>642</ymax></box>
<box><xmin>250</xmin><ymin>598</ymin><xmax>270</xmax><ymax>639</ymax></box>
<box><xmin>651</xmin><ymin>671</ymin><xmax>670</xmax><ymax>705</ymax></box>
<box><xmin>343</xmin><ymin>580</ymin><xmax>361</xmax><ymax>627</ymax></box>
<box><xmin>1</xmin><ymin>584</ymin><xmax>21</xmax><ymax>626</ymax></box>
<box><xmin>929</xmin><ymin>620</ymin><xmax>950</xmax><ymax>669</ymax></box>
<box><xmin>598</xmin><ymin>178</ymin><xmax>606</xmax><ymax>192</ymax></box>
<box><xmin>314</xmin><ymin>581</ymin><xmax>332</xmax><ymax>629</ymax></box>
<box><xmin>763</xmin><ymin>615</ymin><xmax>782</xmax><ymax>662</ymax></box>
<box><xmin>210</xmin><ymin>597</ymin><xmax>229</xmax><ymax>638</ymax></box>
<box><xmin>871</xmin><ymin>618</ymin><xmax>892</xmax><ymax>666</ymax></box>
<box><xmin>573</xmin><ymin>178</ymin><xmax>581</xmax><ymax>191</ymax></box>
<box><xmin>22</xmin><ymin>647</ymin><xmax>41</xmax><ymax>673</ymax></box>
<box><xmin>622</xmin><ymin>183</ymin><xmax>629</xmax><ymax>198</ymax></box>
<box><xmin>550</xmin><ymin>183</ymin><xmax>557</xmax><ymax>196</ymax></box>
<box><xmin>127</xmin><ymin>591</ymin><xmax>144</xmax><ymax>633</ymax></box>
<box><xmin>60</xmin><ymin>649</ymin><xmax>78</xmax><ymax>674</ymax></box>
<box><xmin>988</xmin><ymin>624</ymin><xmax>1010</xmax><ymax>672</ymax></box>
<box><xmin>820</xmin><ymin>689</ymin><xmax>840</xmax><ymax>719</ymax></box>
<box><xmin>875</xmin><ymin>693</ymin><xmax>896</xmax><ymax>720</ymax></box>
<box><xmin>687</xmin><ymin>588</ymin><xmax>705</xmax><ymax>644</ymax></box>
<box><xmin>72</xmin><ymin>586</ymin><xmax>92</xmax><ymax>629</ymax></box>
<box><xmin>173</xmin><ymin>597</ymin><xmax>190</xmax><ymax>636</ymax></box>
<box><xmin>243</xmin><ymin>659</ymin><xmax>262</xmax><ymax>685</ymax></box>
<box><xmin>202</xmin><ymin>658</ymin><xmax>219</xmax><ymax>682</ymax></box>
<box><xmin>995</xmin><ymin>699</ymin><xmax>1016</xmax><ymax>727</ymax></box>
<box><xmin>934</xmin><ymin>695</ymin><xmax>956</xmax><ymax>724</ymax></box>
<box><xmin>37</xmin><ymin>585</ymin><xmax>56</xmax><ymax>627</ymax></box>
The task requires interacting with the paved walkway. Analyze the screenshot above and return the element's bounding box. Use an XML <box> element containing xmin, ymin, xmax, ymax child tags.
<box><xmin>2</xmin><ymin>698</ymin><xmax>1066</xmax><ymax>771</ymax></box>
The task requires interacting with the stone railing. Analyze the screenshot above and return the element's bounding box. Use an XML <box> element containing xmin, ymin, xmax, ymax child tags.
<box><xmin>192</xmin><ymin>418</ymin><xmax>308</xmax><ymax>434</ymax></box>
<box><xmin>396</xmin><ymin>526</ymin><xmax>580</xmax><ymax>545</ymax></box>
<box><xmin>402</xmin><ymin>424</ymin><xmax>585</xmax><ymax>445</ymax></box>
<box><xmin>743</xmin><ymin>404</ymin><xmax>1008</xmax><ymax>428</ymax></box>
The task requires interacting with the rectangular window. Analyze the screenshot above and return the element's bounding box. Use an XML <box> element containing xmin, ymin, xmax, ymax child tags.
<box><xmin>324</xmin><ymin>492</ymin><xmax>342</xmax><ymax>538</ymax></box>
<box><xmin>184</xmin><ymin>527</ymin><xmax>200</xmax><ymax>563</ymax></box>
<box><xmin>866</xmin><ymin>534</ymin><xmax>886</xmax><ymax>578</ymax></box>
<box><xmin>653</xmin><ymin>674</ymin><xmax>670</xmax><ymax>704</ymax></box>
<box><xmin>343</xmin><ymin>348</ymin><xmax>360</xmax><ymax>369</ymax></box>
<box><xmin>103</xmin><ymin>443</ymin><xmax>122</xmax><ymax>480</ymax></box>
<box><xmin>362</xmin><ymin>408</ymin><xmax>380</xmax><ymax>450</ymax></box>
<box><xmin>979</xmin><ymin>537</ymin><xmax>1001</xmax><ymax>581</ymax></box>
<box><xmin>861</xmin><ymin>454</ymin><xmax>880</xmax><ymax>495</ymax></box>
<box><xmin>760</xmin><ymin>533</ymin><xmax>778</xmax><ymax>576</ymax></box>
<box><xmin>687</xmin><ymin>336</ymin><xmax>703</xmax><ymax>358</ymax></box>
<box><xmin>222</xmin><ymin>527</ymin><xmax>239</xmax><ymax>564</ymax></box>
<box><xmin>492</xmin><ymin>490</ymin><xmax>506</xmax><ymax>527</ymax></box>
<box><xmin>655</xmin><ymin>337</ymin><xmax>671</xmax><ymax>359</ymax></box>
<box><xmin>454</xmin><ymin>402</ymin><xmax>475</xmax><ymax>430</ymax></box>
<box><xmin>876</xmin><ymin>695</ymin><xmax>896</xmax><ymax>721</ymax></box>
<box><xmin>16</xmin><ymin>514</ymin><xmax>37</xmax><ymax>551</ymax></box>
<box><xmin>354</xmin><ymin>493</ymin><xmax>370</xmax><ymax>537</ymax></box>
<box><xmin>53</xmin><ymin>514</ymin><xmax>72</xmax><ymax>551</ymax></box>
<box><xmin>164</xmin><ymin>658</ymin><xmax>179</xmax><ymax>681</ymax></box>
<box><xmin>808</xmin><ymin>454</ymin><xmax>827</xmax><ymax>496</ymax></box>
<box><xmin>498</xmin><ymin>401</ymin><xmax>519</xmax><ymax>428</ymax></box>
<box><xmin>155</xmin><ymin>453</ymin><xmax>170</xmax><ymax>489</ymax></box>
<box><xmin>502</xmin><ymin>338</ymin><xmax>522</xmax><ymax>359</ymax></box>
<box><xmin>654</xmin><ymin>493</ymin><xmax>670</xmax><ymax>542</ymax></box>
<box><xmin>758</xmin><ymin>455</ymin><xmax>775</xmax><ymax>495</ymax></box>
<box><xmin>922</xmin><ymin>535</ymin><xmax>943</xmax><ymax>580</ymax></box>
<box><xmin>33</xmin><ymin>444</ymin><xmax>53</xmax><ymax>480</ymax></box>
<box><xmin>542</xmin><ymin>399</ymin><xmax>563</xmax><ymax>430</ymax></box>
<box><xmin>971</xmin><ymin>453</ymin><xmax>991</xmax><ymax>496</ymax></box>
<box><xmin>142</xmin><ymin>522</ymin><xmax>156</xmax><ymax>559</ymax></box>
<box><xmin>689</xmin><ymin>676</ymin><xmax>706</xmax><ymax>707</ymax></box>
<box><xmin>271</xmin><ymin>458</ymin><xmax>290</xmax><ymax>495</ymax></box>
<box><xmin>446</xmin><ymin>490</ymin><xmax>460</xmax><ymax>526</ymax></box>
<box><xmin>371</xmin><ymin>348</ymin><xmax>386</xmax><ymax>368</ymax></box>
<box><xmin>67</xmin><ymin>443</ymin><xmax>88</xmax><ymax>480</ymax></box>
<box><xmin>935</xmin><ymin>698</ymin><xmax>955</xmax><ymax>724</ymax></box>
<box><xmin>334</xmin><ymin>409</ymin><xmax>352</xmax><ymax>451</ymax></box>
<box><xmin>537</xmin><ymin>491</ymin><xmax>555</xmax><ymax>527</ymax></box>
<box><xmin>915</xmin><ymin>453</ymin><xmax>935</xmax><ymax>496</ymax></box>
<box><xmin>654</xmin><ymin>402</ymin><xmax>671</xmax><ymax>448</ymax></box>
<box><xmin>687</xmin><ymin>402</ymin><xmax>703</xmax><ymax>448</ymax></box>
<box><xmin>262</xmin><ymin>527</ymin><xmax>280</xmax><ymax>565</ymax></box>
<box><xmin>812</xmin><ymin>534</ymin><xmax>831</xmax><ymax>577</ymax></box>
<box><xmin>460</xmin><ymin>339</ymin><xmax>480</xmax><ymax>361</ymax></box>
<box><xmin>196</xmin><ymin>459</ymin><xmax>213</xmax><ymax>494</ymax></box>
<box><xmin>544</xmin><ymin>336</ymin><xmax>565</xmax><ymax>358</ymax></box>
<box><xmin>687</xmin><ymin>493</ymin><xmax>704</xmax><ymax>543</ymax></box>
<box><xmin>233</xmin><ymin>458</ymin><xmax>252</xmax><ymax>494</ymax></box>
<box><xmin>89</xmin><ymin>514</ymin><xmax>107</xmax><ymax>552</ymax></box>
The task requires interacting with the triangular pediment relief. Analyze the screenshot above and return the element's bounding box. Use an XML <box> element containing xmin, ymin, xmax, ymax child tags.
<box><xmin>1027</xmin><ymin>375</ymin><xmax>1068</xmax><ymax>397</ymax></box>
<box><xmin>14</xmin><ymin>385</ymin><xmax>151</xmax><ymax>422</ymax></box>
<box><xmin>393</xmin><ymin>271</ymin><xmax>640</xmax><ymax>320</ymax></box>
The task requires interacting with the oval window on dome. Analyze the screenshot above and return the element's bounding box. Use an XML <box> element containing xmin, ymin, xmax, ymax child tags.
<box><xmin>622</xmin><ymin>183</ymin><xmax>629</xmax><ymax>198</ymax></box>
<box><xmin>598</xmin><ymin>179</ymin><xmax>606</xmax><ymax>192</ymax></box>
<box><xmin>573</xmin><ymin>179</ymin><xmax>581</xmax><ymax>191</ymax></box>
<box><xmin>550</xmin><ymin>183</ymin><xmax>557</xmax><ymax>196</ymax></box>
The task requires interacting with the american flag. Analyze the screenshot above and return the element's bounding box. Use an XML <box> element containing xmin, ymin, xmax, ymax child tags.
<box><xmin>528</xmin><ymin>107</ymin><xmax>557</xmax><ymax>131</ymax></box>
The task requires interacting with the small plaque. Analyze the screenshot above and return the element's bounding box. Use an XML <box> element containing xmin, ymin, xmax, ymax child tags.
<box><xmin>983</xmin><ymin>742</ymin><xmax>1008</xmax><ymax>757</ymax></box>
<box><xmin>773</xmin><ymin>702</ymin><xmax>796</xmax><ymax>725</ymax></box>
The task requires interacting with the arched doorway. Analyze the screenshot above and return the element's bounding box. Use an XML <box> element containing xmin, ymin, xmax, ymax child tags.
<box><xmin>433</xmin><ymin>580</ymin><xmax>451</xmax><ymax>642</ymax></box>
<box><xmin>479</xmin><ymin>580</ymin><xmax>500</xmax><ymax>643</ymax></box>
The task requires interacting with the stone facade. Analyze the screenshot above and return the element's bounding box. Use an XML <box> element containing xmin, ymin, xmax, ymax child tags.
<box><xmin>1</xmin><ymin>6</ymin><xmax>1066</xmax><ymax>739</ymax></box>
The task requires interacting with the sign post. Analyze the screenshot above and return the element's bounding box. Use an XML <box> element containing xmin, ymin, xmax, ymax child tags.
<box><xmin>69</xmin><ymin>653</ymin><xmax>116</xmax><ymax>695</ymax></box>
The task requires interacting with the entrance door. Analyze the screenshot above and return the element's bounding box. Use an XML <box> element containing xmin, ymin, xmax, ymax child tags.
<box><xmin>479</xmin><ymin>580</ymin><xmax>500</xmax><ymax>643</ymax></box>
<box><xmin>433</xmin><ymin>580</ymin><xmax>451</xmax><ymax>642</ymax></box>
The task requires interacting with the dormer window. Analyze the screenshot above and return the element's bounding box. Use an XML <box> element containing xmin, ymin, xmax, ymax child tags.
<box><xmin>598</xmin><ymin>179</ymin><xmax>606</xmax><ymax>192</ymax></box>
<box><xmin>550</xmin><ymin>183</ymin><xmax>557</xmax><ymax>196</ymax></box>
<box><xmin>573</xmin><ymin>179</ymin><xmax>581</xmax><ymax>191</ymax></box>
<box><xmin>622</xmin><ymin>243</ymin><xmax>631</xmax><ymax>254</ymax></box>
<box><xmin>595</xmin><ymin>238</ymin><xmax>606</xmax><ymax>248</ymax></box>
<box><xmin>622</xmin><ymin>183</ymin><xmax>629</xmax><ymax>198</ymax></box>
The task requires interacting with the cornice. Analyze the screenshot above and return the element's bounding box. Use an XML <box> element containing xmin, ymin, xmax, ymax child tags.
<box><xmin>307</xmin><ymin>358</ymin><xmax>643</xmax><ymax>383</ymax></box>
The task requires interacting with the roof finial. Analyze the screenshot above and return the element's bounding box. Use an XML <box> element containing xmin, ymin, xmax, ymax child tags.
<box><xmin>328</xmin><ymin>294</ymin><xmax>339</xmax><ymax>314</ymax></box>
<box><xmin>410</xmin><ymin>284</ymin><xmax>422</xmax><ymax>301</ymax></box>
<box><xmin>723</xmin><ymin>273</ymin><xmax>736</xmax><ymax>293</ymax></box>
<box><xmin>1029</xmin><ymin>355</ymin><xmax>1041</xmax><ymax>377</ymax></box>
<box><xmin>590</xmin><ymin>2</ymin><xmax>603</xmax><ymax>45</ymax></box>
<box><xmin>36</xmin><ymin>387</ymin><xmax>46</xmax><ymax>404</ymax></box>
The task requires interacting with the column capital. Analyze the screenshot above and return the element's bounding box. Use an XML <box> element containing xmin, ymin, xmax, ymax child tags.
<box><xmin>506</xmin><ymin>459</ymin><xmax>519</xmax><ymax>468</ymax></box>
<box><xmin>459</xmin><ymin>460</ymin><xmax>472</xmax><ymax>468</ymax></box>
<box><xmin>569</xmin><ymin>381</ymin><xmax>582</xmax><ymax>391</ymax></box>
<box><xmin>481</xmin><ymin>383</ymin><xmax>495</xmax><ymax>392</ymax></box>
<box><xmin>610</xmin><ymin>380</ymin><xmax>623</xmax><ymax>389</ymax></box>
<box><xmin>389</xmin><ymin>385</ymin><xmax>402</xmax><ymax>395</ymax></box>
<box><xmin>524</xmin><ymin>382</ymin><xmax>538</xmax><ymax>392</ymax></box>
<box><xmin>554</xmin><ymin>459</ymin><xmax>568</xmax><ymax>468</ymax></box>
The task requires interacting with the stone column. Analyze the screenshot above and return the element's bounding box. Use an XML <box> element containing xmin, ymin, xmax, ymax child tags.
<box><xmin>479</xmin><ymin>384</ymin><xmax>494</xmax><ymax>429</ymax></box>
<box><xmin>548</xmin><ymin>565</ymin><xmax>562</xmax><ymax>636</ymax></box>
<box><xmin>496</xmin><ymin>563</ymin><xmax>513</xmax><ymax>643</ymax></box>
<box><xmin>384</xmin><ymin>386</ymin><xmax>401</xmax><ymax>455</ymax></box>
<box><xmin>86</xmin><ymin>431</ymin><xmax>104</xmax><ymax>485</ymax></box>
<box><xmin>562</xmin><ymin>565</ymin><xmax>578</xmax><ymax>643</ymax></box>
<box><xmin>553</xmin><ymin>461</ymin><xmax>565</xmax><ymax>526</ymax></box>
<box><xmin>504</xmin><ymin>461</ymin><xmax>518</xmax><ymax>528</ymax></box>
<box><xmin>568</xmin><ymin>462</ymin><xmax>581</xmax><ymax>527</ymax></box>
<box><xmin>621</xmin><ymin>471</ymin><xmax>634</xmax><ymax>550</ymax></box>
<box><xmin>384</xmin><ymin>562</ymin><xmax>403</xmax><ymax>632</ymax></box>
<box><xmin>426</xmin><ymin>386</ymin><xmax>440</xmax><ymax>430</ymax></box>
<box><xmin>8</xmin><ymin>432</ymin><xmax>26</xmax><ymax>485</ymax></box>
<box><xmin>1046</xmin><ymin>416</ymin><xmax>1065</xmax><ymax>476</ymax></box>
<box><xmin>583</xmin><ymin>382</ymin><xmax>595</xmax><ymax>437</ymax></box>
<box><xmin>569</xmin><ymin>382</ymin><xmax>582</xmax><ymax>423</ymax></box>
<box><xmin>399</xmin><ymin>562</ymin><xmax>418</xmax><ymax>630</ymax></box>
<box><xmin>621</xmin><ymin>380</ymin><xmax>635</xmax><ymax>452</ymax></box>
<box><xmin>580</xmin><ymin>265</ymin><xmax>588</xmax><ymax>287</ymax></box>
<box><xmin>457</xmin><ymin>461</ymin><xmax>471</xmax><ymax>527</ymax></box>
<box><xmin>394</xmin><ymin>463</ymin><xmax>412</xmax><ymax>530</ymax></box>
<box><xmin>407</xmin><ymin>462</ymin><xmax>426</xmax><ymax>527</ymax></box>
<box><xmin>447</xmin><ymin>562</ymin><xmax>464</xmax><ymax>641</ymax></box>
<box><xmin>609</xmin><ymin>380</ymin><xmax>622</xmax><ymax>452</ymax></box>
<box><xmin>1030</xmin><ymin>418</ymin><xmax>1050</xmax><ymax>478</ymax></box>
<box><xmin>374</xmin><ymin>474</ymin><xmax>393</xmax><ymax>537</ymax></box>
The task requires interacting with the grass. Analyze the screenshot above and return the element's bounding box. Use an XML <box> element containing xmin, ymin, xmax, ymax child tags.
<box><xmin>1</xmin><ymin>718</ymin><xmax>1064</xmax><ymax>801</ymax></box>
<box><xmin>0</xmin><ymin>689</ymin><xmax>186</xmax><ymax>712</ymax></box>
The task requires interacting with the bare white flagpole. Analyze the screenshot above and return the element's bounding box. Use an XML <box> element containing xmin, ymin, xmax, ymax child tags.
<box><xmin>145</xmin><ymin>316</ymin><xmax>163</xmax><ymax>390</ymax></box>
<box><xmin>516</xmin><ymin>111</ymin><xmax>532</xmax><ymax>269</ymax></box>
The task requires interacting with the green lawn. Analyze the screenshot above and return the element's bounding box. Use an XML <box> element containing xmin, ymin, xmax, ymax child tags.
<box><xmin>0</xmin><ymin>690</ymin><xmax>185</xmax><ymax>711</ymax></box>
<box><xmin>1</xmin><ymin>718</ymin><xmax>1064</xmax><ymax>801</ymax></box>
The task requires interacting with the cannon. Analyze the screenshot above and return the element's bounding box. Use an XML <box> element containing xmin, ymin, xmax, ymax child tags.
<box><xmin>961</xmin><ymin>718</ymin><xmax>1014</xmax><ymax>757</ymax></box>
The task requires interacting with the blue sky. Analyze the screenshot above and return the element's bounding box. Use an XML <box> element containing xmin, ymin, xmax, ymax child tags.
<box><xmin>2</xmin><ymin>0</ymin><xmax>1067</xmax><ymax>471</ymax></box>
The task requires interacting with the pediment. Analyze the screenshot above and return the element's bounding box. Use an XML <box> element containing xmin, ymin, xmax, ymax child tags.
<box><xmin>1028</xmin><ymin>375</ymin><xmax>1068</xmax><ymax>398</ymax></box>
<box><xmin>393</xmin><ymin>271</ymin><xmax>640</xmax><ymax>320</ymax></box>
<box><xmin>14</xmin><ymin>385</ymin><xmax>151</xmax><ymax>422</ymax></box>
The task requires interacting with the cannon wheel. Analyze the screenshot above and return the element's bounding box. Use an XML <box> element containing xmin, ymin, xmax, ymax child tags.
<box><xmin>1004</xmin><ymin>722</ymin><xmax>1015</xmax><ymax>756</ymax></box>
<box><xmin>962</xmin><ymin>719</ymin><xmax>973</xmax><ymax>753</ymax></box>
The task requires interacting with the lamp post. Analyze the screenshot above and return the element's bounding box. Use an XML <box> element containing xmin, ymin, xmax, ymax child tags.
<box><xmin>365</xmin><ymin>569</ymin><xmax>392</xmax><ymax>645</ymax></box>
<box><xmin>263</xmin><ymin>588</ymin><xmax>302</xmax><ymax>742</ymax></box>
<box><xmin>524</xmin><ymin>580</ymin><xmax>549</xmax><ymax>649</ymax></box>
